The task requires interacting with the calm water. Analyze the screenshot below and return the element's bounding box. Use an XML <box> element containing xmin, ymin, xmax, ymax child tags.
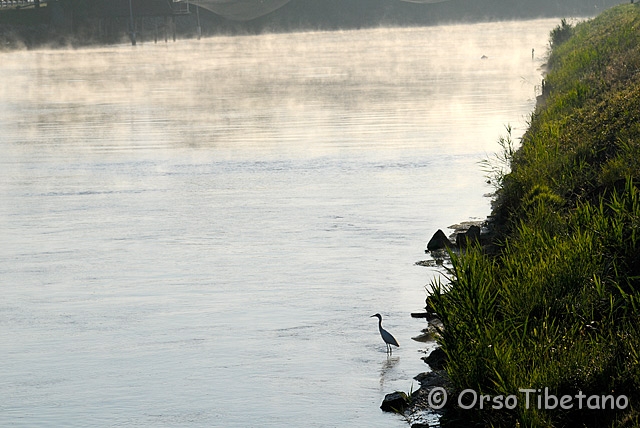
<box><xmin>1</xmin><ymin>19</ymin><xmax>555</xmax><ymax>427</ymax></box>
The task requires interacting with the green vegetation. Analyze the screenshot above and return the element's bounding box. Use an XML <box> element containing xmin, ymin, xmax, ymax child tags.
<box><xmin>430</xmin><ymin>5</ymin><xmax>640</xmax><ymax>427</ymax></box>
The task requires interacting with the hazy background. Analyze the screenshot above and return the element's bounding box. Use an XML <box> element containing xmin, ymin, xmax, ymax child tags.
<box><xmin>31</xmin><ymin>0</ymin><xmax>625</xmax><ymax>44</ymax></box>
<box><xmin>186</xmin><ymin>0</ymin><xmax>623</xmax><ymax>33</ymax></box>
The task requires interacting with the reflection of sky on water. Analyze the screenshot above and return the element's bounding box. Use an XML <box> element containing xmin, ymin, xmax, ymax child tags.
<box><xmin>0</xmin><ymin>19</ymin><xmax>555</xmax><ymax>428</ymax></box>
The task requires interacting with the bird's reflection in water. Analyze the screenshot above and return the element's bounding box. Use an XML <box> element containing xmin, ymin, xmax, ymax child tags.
<box><xmin>379</xmin><ymin>356</ymin><xmax>400</xmax><ymax>390</ymax></box>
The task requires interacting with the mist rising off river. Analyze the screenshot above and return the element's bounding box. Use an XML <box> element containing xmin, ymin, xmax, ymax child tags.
<box><xmin>1</xmin><ymin>19</ymin><xmax>555</xmax><ymax>427</ymax></box>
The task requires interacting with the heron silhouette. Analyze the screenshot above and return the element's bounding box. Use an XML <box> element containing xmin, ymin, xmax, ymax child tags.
<box><xmin>371</xmin><ymin>313</ymin><xmax>399</xmax><ymax>354</ymax></box>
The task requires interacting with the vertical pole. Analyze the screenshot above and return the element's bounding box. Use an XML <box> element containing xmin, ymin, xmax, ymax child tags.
<box><xmin>128</xmin><ymin>0</ymin><xmax>136</xmax><ymax>45</ymax></box>
<box><xmin>164</xmin><ymin>16</ymin><xmax>168</xmax><ymax>43</ymax></box>
<box><xmin>196</xmin><ymin>4</ymin><xmax>201</xmax><ymax>40</ymax></box>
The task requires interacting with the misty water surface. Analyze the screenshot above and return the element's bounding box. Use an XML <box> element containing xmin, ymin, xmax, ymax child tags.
<box><xmin>1</xmin><ymin>19</ymin><xmax>556</xmax><ymax>427</ymax></box>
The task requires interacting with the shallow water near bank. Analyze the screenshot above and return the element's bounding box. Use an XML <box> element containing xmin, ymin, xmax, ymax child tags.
<box><xmin>1</xmin><ymin>19</ymin><xmax>556</xmax><ymax>427</ymax></box>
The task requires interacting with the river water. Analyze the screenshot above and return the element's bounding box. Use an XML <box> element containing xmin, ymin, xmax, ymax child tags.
<box><xmin>1</xmin><ymin>19</ymin><xmax>556</xmax><ymax>427</ymax></box>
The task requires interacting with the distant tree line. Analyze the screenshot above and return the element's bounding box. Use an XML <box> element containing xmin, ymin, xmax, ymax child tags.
<box><xmin>244</xmin><ymin>0</ymin><xmax>622</xmax><ymax>31</ymax></box>
<box><xmin>47</xmin><ymin>0</ymin><xmax>626</xmax><ymax>29</ymax></box>
<box><xmin>0</xmin><ymin>0</ymin><xmax>625</xmax><ymax>49</ymax></box>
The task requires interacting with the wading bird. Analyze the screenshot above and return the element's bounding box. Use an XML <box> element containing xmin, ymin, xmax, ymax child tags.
<box><xmin>371</xmin><ymin>313</ymin><xmax>399</xmax><ymax>354</ymax></box>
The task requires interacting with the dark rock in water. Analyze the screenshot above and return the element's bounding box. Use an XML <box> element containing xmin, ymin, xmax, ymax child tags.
<box><xmin>412</xmin><ymin>330</ymin><xmax>435</xmax><ymax>342</ymax></box>
<box><xmin>455</xmin><ymin>224</ymin><xmax>481</xmax><ymax>247</ymax></box>
<box><xmin>408</xmin><ymin>371</ymin><xmax>451</xmax><ymax>423</ymax></box>
<box><xmin>414</xmin><ymin>370</ymin><xmax>447</xmax><ymax>390</ymax></box>
<box><xmin>424</xmin><ymin>296</ymin><xmax>439</xmax><ymax>319</ymax></box>
<box><xmin>426</xmin><ymin>229</ymin><xmax>453</xmax><ymax>251</ymax></box>
<box><xmin>422</xmin><ymin>348</ymin><xmax>447</xmax><ymax>370</ymax></box>
<box><xmin>425</xmin><ymin>295</ymin><xmax>436</xmax><ymax>311</ymax></box>
<box><xmin>425</xmin><ymin>312</ymin><xmax>440</xmax><ymax>323</ymax></box>
<box><xmin>381</xmin><ymin>391</ymin><xmax>409</xmax><ymax>413</ymax></box>
<box><xmin>467</xmin><ymin>224</ymin><xmax>481</xmax><ymax>239</ymax></box>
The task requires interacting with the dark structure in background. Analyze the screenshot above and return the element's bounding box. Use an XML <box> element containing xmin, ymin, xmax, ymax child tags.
<box><xmin>60</xmin><ymin>0</ymin><xmax>187</xmax><ymax>44</ymax></box>
<box><xmin>0</xmin><ymin>0</ymin><xmax>625</xmax><ymax>48</ymax></box>
<box><xmin>88</xmin><ymin>0</ymin><xmax>187</xmax><ymax>45</ymax></box>
<box><xmin>0</xmin><ymin>0</ymin><xmax>188</xmax><ymax>46</ymax></box>
<box><xmin>247</xmin><ymin>0</ymin><xmax>622</xmax><ymax>31</ymax></box>
<box><xmin>190</xmin><ymin>0</ymin><xmax>291</xmax><ymax>21</ymax></box>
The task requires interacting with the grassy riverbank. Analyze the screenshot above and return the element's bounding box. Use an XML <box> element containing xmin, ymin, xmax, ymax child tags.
<box><xmin>429</xmin><ymin>4</ymin><xmax>640</xmax><ymax>427</ymax></box>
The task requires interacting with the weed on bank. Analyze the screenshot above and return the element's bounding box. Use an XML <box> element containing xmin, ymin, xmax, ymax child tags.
<box><xmin>430</xmin><ymin>5</ymin><xmax>640</xmax><ymax>427</ymax></box>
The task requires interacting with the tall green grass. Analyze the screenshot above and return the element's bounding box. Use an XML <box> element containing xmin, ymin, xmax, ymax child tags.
<box><xmin>433</xmin><ymin>180</ymin><xmax>640</xmax><ymax>427</ymax></box>
<box><xmin>431</xmin><ymin>5</ymin><xmax>640</xmax><ymax>427</ymax></box>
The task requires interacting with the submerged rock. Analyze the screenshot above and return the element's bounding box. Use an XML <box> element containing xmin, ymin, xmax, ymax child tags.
<box><xmin>407</xmin><ymin>370</ymin><xmax>450</xmax><ymax>425</ymax></box>
<box><xmin>411</xmin><ymin>312</ymin><xmax>430</xmax><ymax>318</ymax></box>
<box><xmin>455</xmin><ymin>224</ymin><xmax>481</xmax><ymax>247</ymax></box>
<box><xmin>423</xmin><ymin>220</ymin><xmax>498</xmax><ymax>258</ymax></box>
<box><xmin>422</xmin><ymin>348</ymin><xmax>447</xmax><ymax>371</ymax></box>
<box><xmin>380</xmin><ymin>391</ymin><xmax>409</xmax><ymax>413</ymax></box>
